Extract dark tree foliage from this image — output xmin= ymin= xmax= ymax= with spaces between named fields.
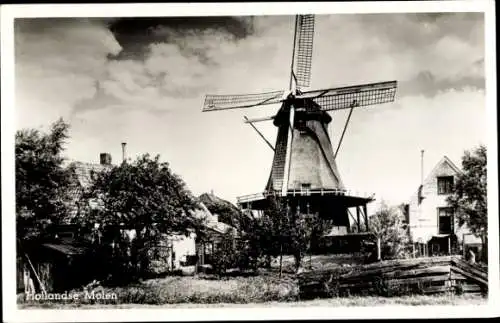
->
xmin=447 ymin=145 xmax=487 ymax=237
xmin=447 ymin=145 xmax=487 ymax=261
xmin=84 ymin=154 xmax=202 ymax=281
xmin=211 ymin=229 xmax=239 ymax=276
xmin=86 ymin=154 xmax=200 ymax=235
xmin=369 ymin=202 xmax=410 ymax=260
xmin=16 ymin=118 xmax=75 ymax=241
xmin=241 ymin=196 xmax=328 ymax=273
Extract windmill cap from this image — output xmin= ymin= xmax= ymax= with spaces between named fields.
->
xmin=273 ymin=103 xmax=332 ymax=126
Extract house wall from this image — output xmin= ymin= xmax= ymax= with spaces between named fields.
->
xmin=170 ymin=233 xmax=197 ymax=269
xmin=118 ymin=229 xmax=197 ymax=273
xmin=408 ymin=158 xmax=481 ymax=245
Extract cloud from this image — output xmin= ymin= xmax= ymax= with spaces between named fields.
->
xmin=399 ymin=66 xmax=484 ymax=98
xmin=15 ymin=18 xmax=121 ymax=128
xmin=70 ymin=15 xmax=291 ymax=116
xmin=311 ymin=13 xmax=484 ymax=97
xmin=108 ymin=16 xmax=255 ymax=61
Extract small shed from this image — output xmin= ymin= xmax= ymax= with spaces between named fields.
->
xmin=19 ymin=240 xmax=92 ymax=293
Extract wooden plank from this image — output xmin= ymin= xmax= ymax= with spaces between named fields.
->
xmin=298 ymin=256 xmax=453 ymax=280
xmin=337 ymin=274 xmax=450 ymax=289
xmin=359 ymin=256 xmax=452 ymax=270
xmin=451 ymin=258 xmax=488 ymax=279
xmin=340 ymin=262 xmax=450 ymax=280
xmin=298 ymin=257 xmax=457 ymax=293
xmin=451 ymin=256 xmax=487 ymax=273
xmin=423 ymin=285 xmax=450 ymax=294
xmin=299 ymin=259 xmax=451 ymax=285
xmin=451 ymin=266 xmax=488 ymax=286
xmin=368 ymin=265 xmax=451 ymax=281
xmin=381 ymin=266 xmax=450 ymax=280
xmin=450 ymin=272 xmax=467 ymax=280
xmin=356 ymin=207 xmax=361 ymax=232
xmin=461 ymin=284 xmax=482 ymax=292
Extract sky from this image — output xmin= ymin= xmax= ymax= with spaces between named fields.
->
xmin=14 ymin=13 xmax=486 ymax=210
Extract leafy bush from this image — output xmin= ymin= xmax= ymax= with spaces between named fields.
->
xmin=369 ymin=203 xmax=411 ymax=260
xmin=211 ymin=229 xmax=239 ymax=276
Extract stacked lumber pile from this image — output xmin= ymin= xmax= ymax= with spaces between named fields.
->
xmin=298 ymin=256 xmax=488 ymax=299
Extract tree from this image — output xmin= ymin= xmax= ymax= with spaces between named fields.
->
xmin=211 ymin=229 xmax=238 ymax=276
xmin=447 ymin=145 xmax=487 ymax=260
xmin=250 ymin=196 xmax=329 ymax=275
xmin=369 ymin=202 xmax=410 ymax=260
xmin=287 ymin=210 xmax=324 ymax=272
xmin=16 ymin=118 xmax=75 ymax=241
xmin=87 ymin=154 xmax=199 ymax=232
xmin=85 ymin=153 xmax=202 ymax=279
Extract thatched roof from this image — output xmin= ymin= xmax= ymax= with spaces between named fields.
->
xmin=64 ymin=161 xmax=113 ymax=222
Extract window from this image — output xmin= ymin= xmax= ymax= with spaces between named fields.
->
xmin=438 ymin=207 xmax=454 ymax=234
xmin=437 ymin=176 xmax=454 ymax=195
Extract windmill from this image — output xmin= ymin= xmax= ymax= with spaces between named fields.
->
xmin=202 ymin=15 xmax=397 ymax=232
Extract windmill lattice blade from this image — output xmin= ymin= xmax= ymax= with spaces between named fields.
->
xmin=202 ymin=90 xmax=285 ymax=112
xmin=294 ymin=15 xmax=315 ymax=88
xmin=296 ymin=81 xmax=397 ymax=112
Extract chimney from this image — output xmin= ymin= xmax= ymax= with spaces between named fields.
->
xmin=100 ymin=153 xmax=112 ymax=165
xmin=420 ymin=149 xmax=425 ymax=186
xmin=121 ymin=142 xmax=127 ymax=163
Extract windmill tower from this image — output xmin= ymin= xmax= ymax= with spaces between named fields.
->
xmin=202 ymin=15 xmax=397 ymax=231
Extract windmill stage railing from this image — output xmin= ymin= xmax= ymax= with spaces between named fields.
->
xmin=237 ymin=188 xmax=376 ymax=205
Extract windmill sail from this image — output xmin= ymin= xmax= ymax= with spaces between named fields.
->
xmin=295 ymin=80 xmax=397 ymax=112
xmin=292 ymin=15 xmax=315 ymax=89
xmin=202 ymin=90 xmax=285 ymax=112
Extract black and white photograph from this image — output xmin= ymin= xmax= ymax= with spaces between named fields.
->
xmin=1 ymin=1 xmax=498 ymax=321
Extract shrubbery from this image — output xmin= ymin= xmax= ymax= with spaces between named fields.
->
xmin=211 ymin=230 xmax=239 ymax=276
xmin=18 ymin=275 xmax=299 ymax=306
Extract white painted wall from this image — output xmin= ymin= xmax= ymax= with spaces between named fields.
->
xmin=170 ymin=232 xmax=197 ymax=269
xmin=408 ymin=157 xmax=480 ymax=244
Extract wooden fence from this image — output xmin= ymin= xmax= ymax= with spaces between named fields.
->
xmin=298 ymin=256 xmax=487 ymax=299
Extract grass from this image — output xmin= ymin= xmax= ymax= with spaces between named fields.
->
xmin=18 ymin=292 xmax=486 ymax=309
xmin=16 ymin=254 xmax=489 ymax=309
xmin=18 ymin=274 xmax=299 ymax=308
xmin=17 ymin=273 xmax=487 ymax=309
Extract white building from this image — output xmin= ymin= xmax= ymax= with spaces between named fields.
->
xmin=407 ymin=156 xmax=481 ymax=257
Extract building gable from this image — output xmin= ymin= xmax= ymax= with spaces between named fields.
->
xmin=408 ymin=156 xmax=461 ymax=202
xmin=407 ymin=156 xmax=463 ymax=244
xmin=423 ymin=156 xmax=461 ymax=183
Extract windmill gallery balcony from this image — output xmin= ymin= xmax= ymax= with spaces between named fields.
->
xmin=237 ymin=188 xmax=374 ymax=234
xmin=237 ymin=188 xmax=375 ymax=211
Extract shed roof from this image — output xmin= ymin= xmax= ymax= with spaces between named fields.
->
xmin=42 ymin=243 xmax=89 ymax=256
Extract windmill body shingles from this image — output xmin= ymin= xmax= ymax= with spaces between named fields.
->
xmin=287 ymin=119 xmax=344 ymax=191
xmin=267 ymin=105 xmax=345 ymax=192
xmin=267 ymin=123 xmax=289 ymax=191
